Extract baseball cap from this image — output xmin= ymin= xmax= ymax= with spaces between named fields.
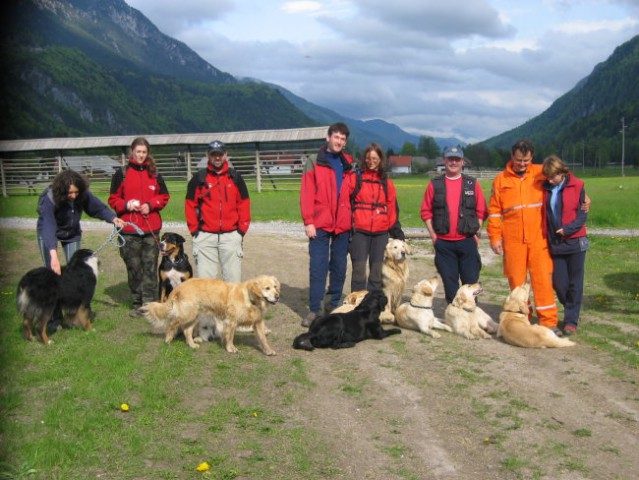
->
xmin=443 ymin=146 xmax=464 ymax=158
xmin=207 ymin=140 xmax=226 ymax=154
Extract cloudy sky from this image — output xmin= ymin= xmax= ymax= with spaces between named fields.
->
xmin=125 ymin=0 xmax=639 ymax=143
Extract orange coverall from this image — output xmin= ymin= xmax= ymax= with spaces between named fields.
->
xmin=487 ymin=162 xmax=558 ymax=327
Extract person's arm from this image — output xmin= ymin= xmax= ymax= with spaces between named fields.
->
xmin=234 ymin=173 xmax=251 ymax=235
xmin=420 ymin=182 xmax=436 ymax=243
xmin=300 ymin=159 xmax=317 ymax=238
xmin=143 ymin=173 xmax=170 ymax=215
xmin=37 ymin=190 xmax=61 ymax=273
xmin=487 ymin=177 xmax=504 ymax=255
xmin=184 ymin=175 xmax=200 ymax=236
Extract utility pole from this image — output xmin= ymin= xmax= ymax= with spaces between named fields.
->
xmin=620 ymin=117 xmax=626 ymax=177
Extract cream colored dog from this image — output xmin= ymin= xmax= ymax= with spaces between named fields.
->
xmin=497 ymin=282 xmax=576 ymax=348
xmin=144 ymin=275 xmax=280 ymax=355
xmin=331 ymin=290 xmax=369 ymax=314
xmin=380 ymin=239 xmax=411 ymax=323
xmin=444 ymin=283 xmax=497 ymax=340
xmin=395 ymin=277 xmax=452 ymax=338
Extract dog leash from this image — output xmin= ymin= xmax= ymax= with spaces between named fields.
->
xmin=92 ymin=222 xmax=145 ymax=256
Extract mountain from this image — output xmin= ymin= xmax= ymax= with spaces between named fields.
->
xmin=0 ymin=0 xmax=316 ymax=139
xmin=0 ymin=0 xmax=444 ymax=151
xmin=480 ymin=34 xmax=639 ymax=166
xmin=250 ymin=79 xmax=462 ymax=151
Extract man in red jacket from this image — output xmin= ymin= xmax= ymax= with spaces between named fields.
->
xmin=185 ymin=140 xmax=250 ymax=282
xmin=300 ymin=122 xmax=354 ymax=327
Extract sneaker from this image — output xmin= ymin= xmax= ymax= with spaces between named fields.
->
xmin=563 ymin=325 xmax=577 ymax=336
xmin=129 ymin=308 xmax=143 ymax=318
xmin=551 ymin=327 xmax=563 ymax=337
xmin=301 ymin=311 xmax=318 ymax=328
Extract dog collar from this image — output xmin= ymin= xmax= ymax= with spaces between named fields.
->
xmin=410 ymin=302 xmax=432 ymax=310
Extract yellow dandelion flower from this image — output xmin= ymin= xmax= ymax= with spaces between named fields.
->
xmin=120 ymin=403 xmax=130 ymax=412
xmin=252 ymin=412 xmax=258 ymax=417
xmin=196 ymin=462 xmax=211 ymax=472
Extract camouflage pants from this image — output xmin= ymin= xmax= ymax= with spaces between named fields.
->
xmin=119 ymin=234 xmax=159 ymax=308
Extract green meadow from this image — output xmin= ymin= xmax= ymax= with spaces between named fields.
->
xmin=1 ymin=173 xmax=638 ymax=229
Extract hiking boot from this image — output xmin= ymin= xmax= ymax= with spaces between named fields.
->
xmin=563 ymin=325 xmax=577 ymax=336
xmin=551 ymin=327 xmax=563 ymax=337
xmin=301 ymin=311 xmax=318 ymax=328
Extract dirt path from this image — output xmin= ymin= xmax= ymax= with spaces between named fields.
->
xmin=236 ymin=230 xmax=638 ymax=480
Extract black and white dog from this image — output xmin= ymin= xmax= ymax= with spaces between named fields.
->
xmin=17 ymin=249 xmax=99 ymax=344
xmin=293 ymin=291 xmax=401 ymax=351
xmin=158 ymin=232 xmax=193 ymax=302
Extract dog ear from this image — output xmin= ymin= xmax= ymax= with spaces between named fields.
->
xmin=404 ymin=242 xmax=412 ymax=255
xmin=518 ymin=300 xmax=530 ymax=315
xmin=248 ymin=279 xmax=262 ymax=299
xmin=177 ymin=234 xmax=186 ymax=244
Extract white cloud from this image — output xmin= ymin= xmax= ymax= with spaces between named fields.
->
xmin=124 ymin=0 xmax=639 ymax=142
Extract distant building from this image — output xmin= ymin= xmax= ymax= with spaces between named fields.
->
xmin=389 ymin=155 xmax=412 ymax=174
xmin=60 ymin=155 xmax=122 ymax=177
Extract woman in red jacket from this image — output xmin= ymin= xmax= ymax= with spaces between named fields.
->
xmin=109 ymin=137 xmax=170 ymax=317
xmin=542 ymin=155 xmax=588 ymax=336
xmin=349 ymin=143 xmax=404 ymax=292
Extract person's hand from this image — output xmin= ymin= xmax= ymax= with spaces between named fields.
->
xmin=139 ymin=202 xmax=150 ymax=215
xmin=430 ymin=233 xmax=437 ymax=245
xmin=491 ymin=240 xmax=503 ymax=255
xmin=126 ymin=199 xmax=140 ymax=211
xmin=113 ymin=217 xmax=125 ymax=229
xmin=581 ymin=194 xmax=591 ymax=212
xmin=305 ymin=224 xmax=317 ymax=239
xmin=556 ymin=228 xmax=565 ymax=236
xmin=50 ymin=251 xmax=62 ymax=275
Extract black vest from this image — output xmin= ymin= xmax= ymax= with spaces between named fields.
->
xmin=431 ymin=174 xmax=479 ymax=235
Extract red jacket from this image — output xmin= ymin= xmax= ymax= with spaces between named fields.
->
xmin=108 ymin=161 xmax=169 ymax=234
xmin=542 ymin=174 xmax=587 ymax=240
xmin=300 ymin=146 xmax=354 ymax=235
xmin=350 ymin=169 xmax=398 ymax=234
xmin=185 ymin=161 xmax=251 ymax=235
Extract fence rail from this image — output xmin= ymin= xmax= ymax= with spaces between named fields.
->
xmin=0 ymin=146 xmax=323 ymax=196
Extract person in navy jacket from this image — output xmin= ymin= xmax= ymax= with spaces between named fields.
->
xmin=542 ymin=155 xmax=589 ymax=336
xmin=37 ymin=169 xmax=125 ymax=275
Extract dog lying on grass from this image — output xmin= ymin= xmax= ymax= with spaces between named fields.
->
xmin=497 ymin=282 xmax=576 ymax=348
xmin=444 ymin=283 xmax=498 ymax=340
xmin=293 ymin=290 xmax=401 ymax=351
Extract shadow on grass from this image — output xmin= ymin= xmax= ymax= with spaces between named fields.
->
xmin=280 ymin=282 xmax=308 ymax=319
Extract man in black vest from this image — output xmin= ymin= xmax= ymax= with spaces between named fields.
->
xmin=420 ymin=146 xmax=488 ymax=304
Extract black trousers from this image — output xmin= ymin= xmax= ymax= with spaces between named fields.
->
xmin=349 ymin=231 xmax=389 ymax=292
xmin=434 ymin=236 xmax=481 ymax=304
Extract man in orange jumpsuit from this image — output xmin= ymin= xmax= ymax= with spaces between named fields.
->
xmin=487 ymin=140 xmax=559 ymax=331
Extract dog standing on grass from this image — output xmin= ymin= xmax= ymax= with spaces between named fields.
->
xmin=17 ymin=249 xmax=98 ymax=344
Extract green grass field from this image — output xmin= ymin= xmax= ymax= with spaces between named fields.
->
xmin=1 ymin=174 xmax=638 ymax=228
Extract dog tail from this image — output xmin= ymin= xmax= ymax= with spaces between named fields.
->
xmin=142 ymin=302 xmax=171 ymax=329
xmin=549 ymin=335 xmax=577 ymax=348
xmin=292 ymin=332 xmax=315 ymax=351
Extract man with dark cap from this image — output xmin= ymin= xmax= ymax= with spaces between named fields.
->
xmin=420 ymin=146 xmax=488 ymax=304
xmin=185 ymin=140 xmax=250 ymax=281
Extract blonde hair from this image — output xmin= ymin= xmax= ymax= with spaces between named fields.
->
xmin=542 ymin=155 xmax=569 ymax=178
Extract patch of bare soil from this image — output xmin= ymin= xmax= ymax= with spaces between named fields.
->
xmin=238 ymin=231 xmax=638 ymax=480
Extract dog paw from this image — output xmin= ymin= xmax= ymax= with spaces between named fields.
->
xmin=188 ymin=343 xmax=200 ymax=349
xmin=430 ymin=331 xmax=441 ymax=339
xmin=226 ymin=345 xmax=239 ymax=353
xmin=264 ymin=349 xmax=277 ymax=356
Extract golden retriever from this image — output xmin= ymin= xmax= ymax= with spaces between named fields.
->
xmin=144 ymin=275 xmax=280 ymax=355
xmin=331 ymin=290 xmax=369 ymax=314
xmin=380 ymin=239 xmax=411 ymax=323
xmin=395 ymin=277 xmax=452 ymax=338
xmin=444 ymin=283 xmax=497 ymax=340
xmin=497 ymin=282 xmax=576 ymax=348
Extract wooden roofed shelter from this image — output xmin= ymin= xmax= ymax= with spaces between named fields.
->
xmin=0 ymin=126 xmax=329 ymax=196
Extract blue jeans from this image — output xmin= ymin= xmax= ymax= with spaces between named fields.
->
xmin=308 ymin=229 xmax=350 ymax=313
xmin=38 ymin=236 xmax=80 ymax=269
